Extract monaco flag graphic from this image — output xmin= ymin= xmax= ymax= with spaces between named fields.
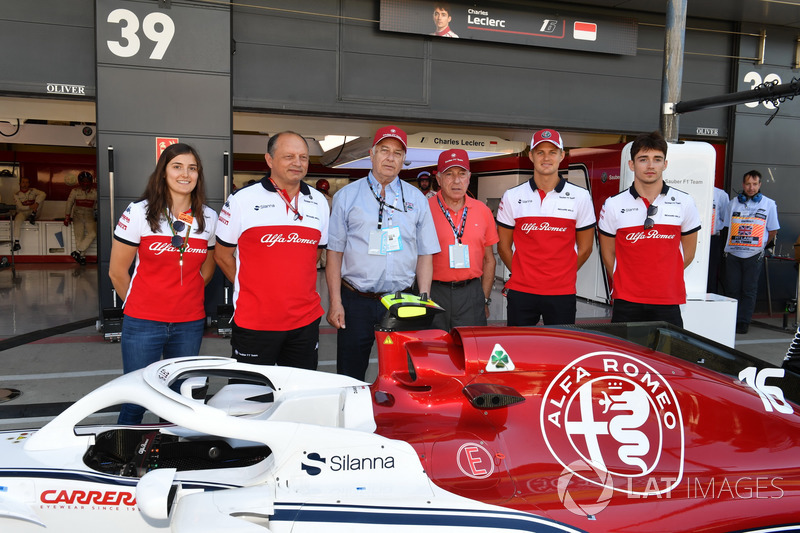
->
xmin=573 ymin=21 xmax=597 ymax=41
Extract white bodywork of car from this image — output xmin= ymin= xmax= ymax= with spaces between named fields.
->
xmin=0 ymin=356 xmax=582 ymax=533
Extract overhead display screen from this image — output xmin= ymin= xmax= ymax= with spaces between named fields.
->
xmin=380 ymin=0 xmax=638 ymax=56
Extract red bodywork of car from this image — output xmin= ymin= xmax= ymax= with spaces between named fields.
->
xmin=370 ymin=326 xmax=800 ymax=533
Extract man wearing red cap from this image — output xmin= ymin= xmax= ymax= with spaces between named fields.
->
xmin=496 ymin=129 xmax=596 ymax=326
xmin=327 ymin=126 xmax=440 ymax=380
xmin=429 ymin=149 xmax=498 ymax=330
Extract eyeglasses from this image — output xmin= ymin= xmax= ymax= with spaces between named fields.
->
xmin=171 ymin=219 xmax=186 ymax=232
xmin=644 ymin=204 xmax=658 ymax=229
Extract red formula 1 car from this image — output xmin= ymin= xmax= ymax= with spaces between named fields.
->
xmin=369 ymin=294 xmax=800 ymax=532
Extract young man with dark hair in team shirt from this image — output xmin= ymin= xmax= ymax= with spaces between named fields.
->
xmin=598 ymin=130 xmax=701 ymax=327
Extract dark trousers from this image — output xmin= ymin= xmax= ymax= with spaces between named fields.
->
xmin=336 ymin=286 xmax=387 ymax=381
xmin=611 ymin=299 xmax=683 ymax=328
xmin=430 ymin=278 xmax=486 ymax=331
xmin=506 ymin=290 xmax=577 ymax=326
xmin=707 ymin=233 xmax=726 ymax=293
xmin=724 ymin=253 xmax=763 ymax=326
xmin=231 ymin=317 xmax=320 ymax=370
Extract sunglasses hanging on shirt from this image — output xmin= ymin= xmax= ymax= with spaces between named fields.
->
xmin=166 ymin=208 xmax=193 ymax=285
xmin=644 ymin=204 xmax=658 ymax=230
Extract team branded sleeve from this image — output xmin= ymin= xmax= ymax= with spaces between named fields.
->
xmin=416 ymin=192 xmax=441 ymax=255
xmin=215 ymin=194 xmax=240 ymax=247
xmin=326 ymin=187 xmax=348 ymax=253
xmin=113 ymin=201 xmax=144 ymax=246
xmin=576 ymin=188 xmax=597 ymax=230
xmin=204 ymin=206 xmax=218 ymax=248
xmin=680 ymin=194 xmax=702 ymax=235
xmin=766 ymin=199 xmax=781 ymax=232
xmin=495 ymin=190 xmax=515 ymax=229
xmin=597 ymin=198 xmax=616 ymax=237
xmin=317 ymin=190 xmax=330 ymax=247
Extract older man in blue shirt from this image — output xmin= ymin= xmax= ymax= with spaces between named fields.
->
xmin=326 ymin=126 xmax=440 ymax=380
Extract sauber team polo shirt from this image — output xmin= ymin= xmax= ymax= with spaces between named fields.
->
xmin=216 ymin=178 xmax=329 ymax=331
xmin=496 ymin=177 xmax=595 ymax=295
xmin=598 ymin=184 xmax=701 ymax=305
xmin=429 ymin=192 xmax=499 ymax=282
xmin=114 ymin=200 xmax=217 ymax=322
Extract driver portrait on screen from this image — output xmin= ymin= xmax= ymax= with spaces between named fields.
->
xmin=431 ymin=3 xmax=458 ymax=38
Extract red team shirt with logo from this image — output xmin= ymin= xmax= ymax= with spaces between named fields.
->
xmin=215 ymin=179 xmax=329 ymax=331
xmin=598 ymin=184 xmax=700 ymax=305
xmin=496 ymin=178 xmax=596 ymax=295
xmin=114 ymin=201 xmax=217 ymax=322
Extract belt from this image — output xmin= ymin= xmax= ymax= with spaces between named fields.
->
xmin=433 ymin=277 xmax=479 ymax=288
xmin=341 ymin=279 xmax=388 ymax=300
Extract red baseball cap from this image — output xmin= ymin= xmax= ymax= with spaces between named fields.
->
xmin=372 ymin=126 xmax=407 ymax=150
xmin=438 ymin=149 xmax=470 ymax=173
xmin=531 ymin=129 xmax=563 ymax=150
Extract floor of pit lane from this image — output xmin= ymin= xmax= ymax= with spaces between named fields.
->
xmin=0 ymin=263 xmax=795 ymax=430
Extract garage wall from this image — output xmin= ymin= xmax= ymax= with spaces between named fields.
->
xmin=231 ymin=0 xmax=733 ymax=138
xmin=731 ymin=24 xmax=800 ymax=305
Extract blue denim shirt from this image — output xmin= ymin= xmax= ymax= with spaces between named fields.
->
xmin=328 ymin=173 xmax=440 ymax=293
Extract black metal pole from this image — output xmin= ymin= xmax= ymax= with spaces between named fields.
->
xmin=675 ymin=78 xmax=800 ymax=114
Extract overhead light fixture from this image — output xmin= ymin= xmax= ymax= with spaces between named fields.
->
xmin=320 ymin=132 xmax=526 ymax=170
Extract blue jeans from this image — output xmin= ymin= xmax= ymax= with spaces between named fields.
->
xmin=118 ymin=315 xmax=205 ymax=424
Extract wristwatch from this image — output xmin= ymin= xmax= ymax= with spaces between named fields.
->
xmin=484 ymin=297 xmax=492 ymax=305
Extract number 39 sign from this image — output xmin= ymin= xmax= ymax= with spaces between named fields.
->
xmin=106 ymin=9 xmax=175 ymax=60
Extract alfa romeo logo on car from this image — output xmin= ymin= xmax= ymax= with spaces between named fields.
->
xmin=540 ymin=351 xmax=684 ymax=496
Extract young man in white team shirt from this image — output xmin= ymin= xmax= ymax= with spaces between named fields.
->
xmin=598 ymin=131 xmax=701 ymax=327
xmin=496 ymin=129 xmax=595 ymax=326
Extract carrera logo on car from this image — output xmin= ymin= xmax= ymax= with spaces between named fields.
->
xmin=40 ymin=490 xmax=136 ymax=507
xmin=540 ymin=351 xmax=684 ymax=497
xmin=302 ymin=451 xmax=395 ymax=475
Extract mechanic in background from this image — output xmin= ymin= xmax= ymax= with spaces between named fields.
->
xmin=598 ymin=131 xmax=700 ymax=327
xmin=496 ymin=129 xmax=595 ymax=326
xmin=723 ymin=170 xmax=780 ymax=334
xmin=429 ymin=149 xmax=498 ymax=330
xmin=12 ymin=175 xmax=46 ymax=252
xmin=417 ymin=170 xmax=436 ymax=199
xmin=326 ymin=126 xmax=439 ymax=381
xmin=64 ymin=171 xmax=97 ymax=265
xmin=216 ymin=132 xmax=329 ymax=370
xmin=707 ymin=185 xmax=729 ymax=293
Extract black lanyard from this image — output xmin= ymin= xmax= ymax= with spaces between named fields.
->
xmin=437 ymin=196 xmax=468 ymax=244
xmin=369 ymin=178 xmax=406 ymax=229
xmin=269 ymin=178 xmax=303 ymax=221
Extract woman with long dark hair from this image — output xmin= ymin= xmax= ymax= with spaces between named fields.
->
xmin=109 ymin=143 xmax=217 ymax=424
